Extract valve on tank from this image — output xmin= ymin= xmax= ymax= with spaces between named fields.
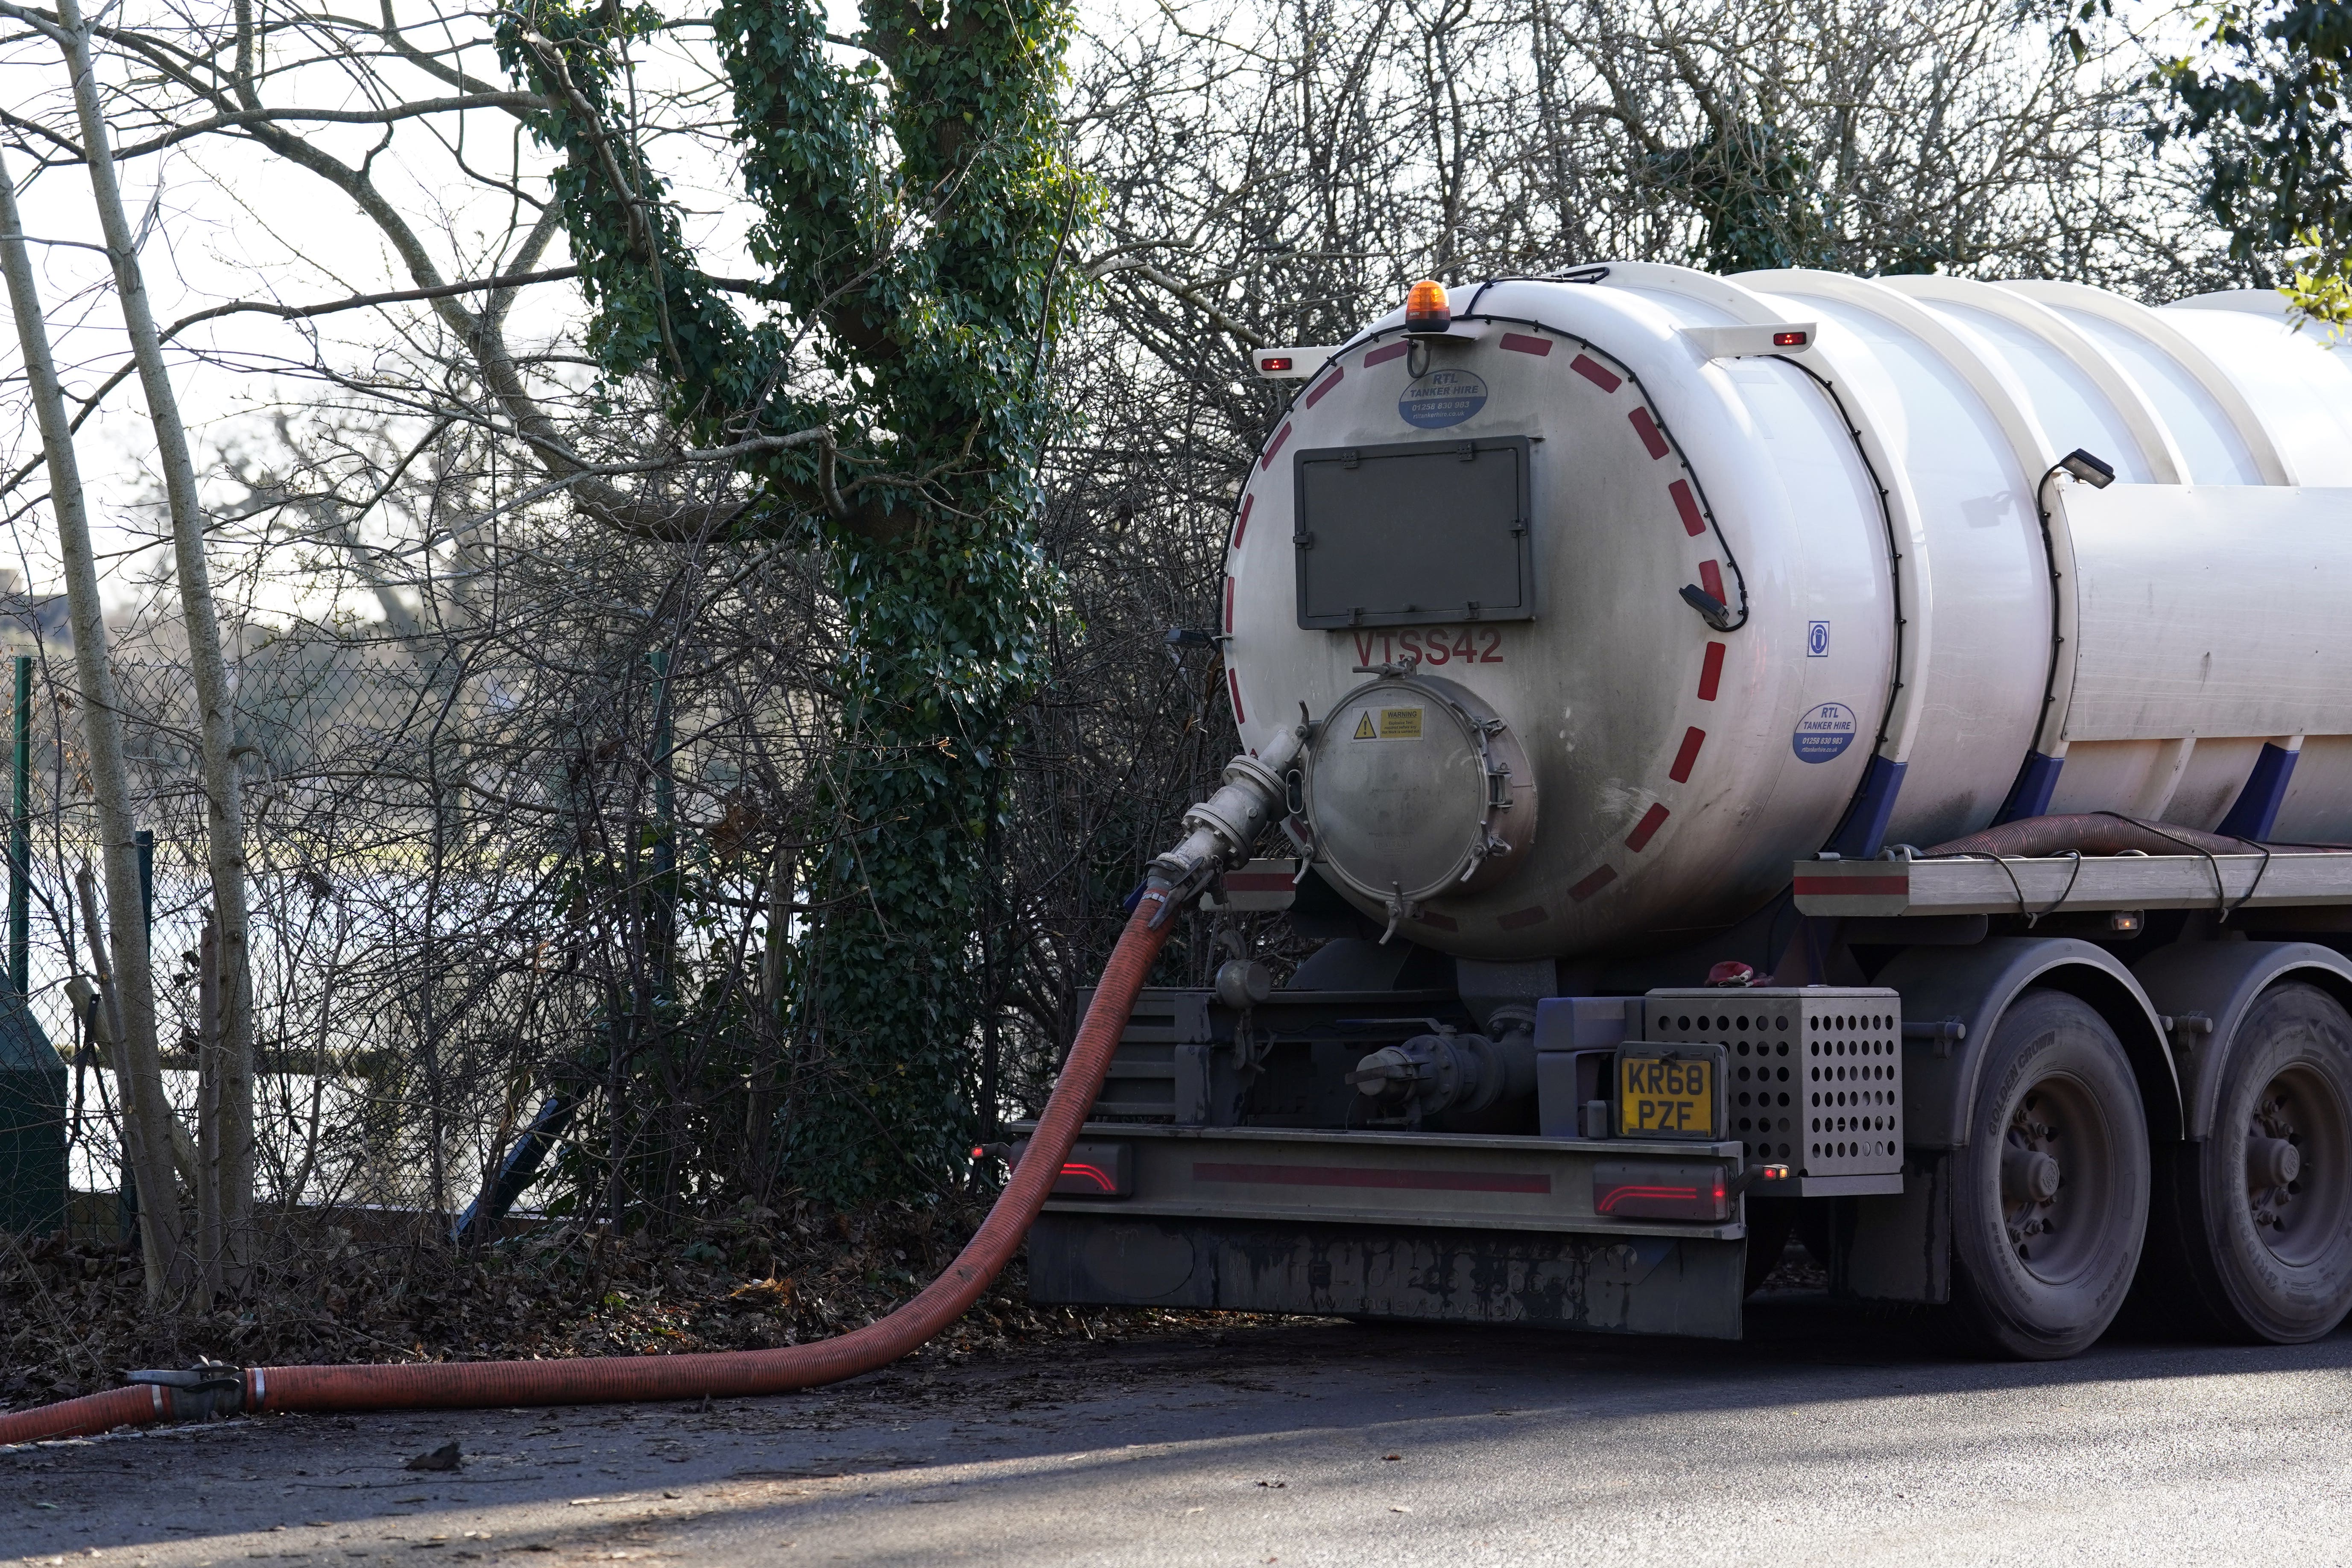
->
xmin=1346 ymin=1006 xmax=1536 ymax=1124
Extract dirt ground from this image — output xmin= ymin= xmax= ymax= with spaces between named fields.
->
xmin=13 ymin=1280 xmax=2352 ymax=1568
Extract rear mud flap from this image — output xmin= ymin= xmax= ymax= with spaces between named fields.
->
xmin=1027 ymin=1214 xmax=1744 ymax=1340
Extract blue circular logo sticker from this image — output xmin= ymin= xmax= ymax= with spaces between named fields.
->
xmin=1398 ymin=369 xmax=1488 ymax=429
xmin=1792 ymin=702 xmax=1859 ymax=764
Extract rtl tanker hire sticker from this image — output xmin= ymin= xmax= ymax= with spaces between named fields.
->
xmin=1398 ymin=369 xmax=1488 ymax=429
xmin=1791 ymin=702 xmax=1858 ymax=763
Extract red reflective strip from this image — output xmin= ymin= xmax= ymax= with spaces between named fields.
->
xmin=1700 ymin=559 xmax=1725 ymax=604
xmin=1793 ymin=875 xmax=1910 ymax=897
xmin=1669 ymin=727 xmax=1705 ymax=783
xmin=1227 ymin=667 xmax=1246 ymax=725
xmin=1498 ymin=904 xmax=1549 ymax=930
xmin=1230 ymin=492 xmax=1254 ymax=550
xmin=1630 ymin=407 xmax=1670 ymax=460
xmin=1500 ymin=332 xmax=1553 ymax=357
xmin=1569 ymin=866 xmax=1617 ymax=903
xmin=1366 ymin=342 xmax=1410 ymax=366
xmin=1571 ymin=354 xmax=1621 ymax=392
xmin=1260 ymin=424 xmax=1292 ymax=470
xmin=1223 ymin=576 xmax=1235 ymax=633
xmin=1223 ymin=872 xmax=1293 ymax=892
xmin=1671 ymin=479 xmax=1706 ymax=537
xmin=1417 ymin=909 xmax=1458 ymax=932
xmin=1626 ymin=803 xmax=1670 ymax=852
xmin=1193 ymin=1161 xmax=1550 ymax=1194
xmin=1058 ymin=1162 xmax=1117 ymax=1192
xmin=1304 ymin=367 xmax=1344 ymax=407
xmin=1698 ymin=642 xmax=1726 ymax=702
xmin=1595 ymin=1184 xmax=1700 ymax=1214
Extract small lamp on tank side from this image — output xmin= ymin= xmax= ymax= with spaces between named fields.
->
xmin=2057 ymin=448 xmax=2116 ymax=489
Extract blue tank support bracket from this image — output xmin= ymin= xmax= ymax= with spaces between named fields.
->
xmin=2214 ymin=741 xmax=2299 ymax=841
xmin=1826 ymin=755 xmax=1907 ymax=859
xmin=1994 ymin=751 xmax=2064 ymax=825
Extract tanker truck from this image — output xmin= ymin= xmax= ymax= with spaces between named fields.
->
xmin=1019 ymin=264 xmax=2352 ymax=1361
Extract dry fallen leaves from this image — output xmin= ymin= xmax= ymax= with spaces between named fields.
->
xmin=2 ymin=1199 xmax=1279 ymax=1409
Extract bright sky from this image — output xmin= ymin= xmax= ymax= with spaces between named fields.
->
xmin=0 ymin=1 xmax=811 ymax=620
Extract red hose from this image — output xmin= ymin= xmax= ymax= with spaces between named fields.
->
xmin=0 ymin=889 xmax=1178 ymax=1445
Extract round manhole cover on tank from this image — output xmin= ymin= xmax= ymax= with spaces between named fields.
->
xmin=1304 ymin=673 xmax=1538 ymax=907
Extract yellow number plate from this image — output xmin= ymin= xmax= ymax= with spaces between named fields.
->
xmin=1618 ymin=1055 xmax=1716 ymax=1137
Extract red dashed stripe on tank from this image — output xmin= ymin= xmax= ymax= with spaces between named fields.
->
xmin=1568 ymin=866 xmax=1617 ymax=903
xmin=1698 ymin=643 xmax=1726 ymax=702
xmin=1570 ymin=354 xmax=1621 ymax=392
xmin=1669 ymin=727 xmax=1706 ymax=783
xmin=1230 ymin=493 xmax=1254 ymax=551
xmin=1630 ymin=407 xmax=1670 ymax=460
xmin=1366 ymin=342 xmax=1410 ymax=367
xmin=1500 ymin=333 xmax=1553 ymax=357
xmin=1226 ymin=667 xmax=1246 ymax=725
xmin=1223 ymin=576 xmax=1235 ymax=634
xmin=1699 ymin=559 xmax=1725 ymax=604
xmin=1625 ymin=803 xmax=1670 ymax=853
xmin=1670 ymin=479 xmax=1706 ymax=537
xmin=1260 ymin=424 xmax=1292 ymax=470
xmin=1304 ymin=367 xmax=1344 ymax=407
xmin=1498 ymin=905 xmax=1549 ymax=931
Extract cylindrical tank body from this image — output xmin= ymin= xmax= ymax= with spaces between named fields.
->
xmin=1226 ymin=265 xmax=2352 ymax=961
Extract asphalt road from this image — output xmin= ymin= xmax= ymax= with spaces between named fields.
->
xmin=9 ymin=1290 xmax=2352 ymax=1568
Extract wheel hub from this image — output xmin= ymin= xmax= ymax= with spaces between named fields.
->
xmin=2002 ymin=1096 xmax=2067 ymax=1258
xmin=2247 ymin=1088 xmax=2310 ymax=1237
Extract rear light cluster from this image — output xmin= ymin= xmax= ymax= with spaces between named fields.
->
xmin=996 ymin=1137 xmax=1135 ymax=1197
xmin=1593 ymin=1161 xmax=1730 ymax=1222
xmin=1591 ymin=1160 xmax=1790 ymax=1221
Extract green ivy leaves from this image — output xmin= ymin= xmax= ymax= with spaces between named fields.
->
xmin=502 ymin=0 xmax=1095 ymax=1205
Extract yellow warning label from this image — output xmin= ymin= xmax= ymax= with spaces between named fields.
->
xmin=1352 ymin=712 xmax=1377 ymax=740
xmin=1379 ymin=707 xmax=1424 ymax=739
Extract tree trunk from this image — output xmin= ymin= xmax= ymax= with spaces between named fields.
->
xmin=0 ymin=150 xmax=185 ymax=1298
xmin=53 ymin=0 xmax=255 ymax=1279
xmin=197 ymin=910 xmax=223 ymax=1303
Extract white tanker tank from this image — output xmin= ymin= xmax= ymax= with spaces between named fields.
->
xmin=1228 ymin=265 xmax=2352 ymax=960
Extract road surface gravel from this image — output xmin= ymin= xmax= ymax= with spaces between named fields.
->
xmin=8 ymin=1291 xmax=2350 ymax=1566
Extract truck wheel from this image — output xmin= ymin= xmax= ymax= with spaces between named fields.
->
xmin=1948 ymin=989 xmax=2149 ymax=1360
xmin=2150 ymin=982 xmax=2352 ymax=1343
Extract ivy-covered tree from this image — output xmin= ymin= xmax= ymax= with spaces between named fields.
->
xmin=1650 ymin=119 xmax=1838 ymax=274
xmin=2152 ymin=0 xmax=2352 ymax=318
xmin=499 ymin=0 xmax=1094 ymax=1205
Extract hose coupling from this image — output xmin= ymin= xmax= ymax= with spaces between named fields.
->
xmin=1147 ymin=724 xmax=1308 ymax=920
xmin=126 ymin=1361 xmax=246 ymax=1421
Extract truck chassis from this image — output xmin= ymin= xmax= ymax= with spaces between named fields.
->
xmin=1023 ymin=850 xmax=2352 ymax=1357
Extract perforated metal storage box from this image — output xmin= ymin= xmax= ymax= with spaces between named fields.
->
xmin=1644 ymin=987 xmax=1903 ymax=1195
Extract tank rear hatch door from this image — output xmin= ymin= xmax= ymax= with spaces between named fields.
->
xmin=1293 ymin=436 xmax=1534 ymax=629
